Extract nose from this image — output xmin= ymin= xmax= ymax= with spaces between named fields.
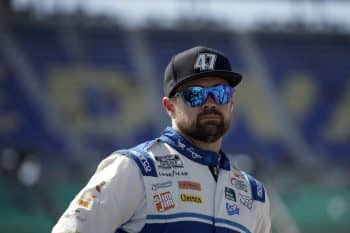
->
xmin=203 ymin=94 xmax=217 ymax=109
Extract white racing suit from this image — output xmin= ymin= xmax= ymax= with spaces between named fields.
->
xmin=52 ymin=127 xmax=271 ymax=233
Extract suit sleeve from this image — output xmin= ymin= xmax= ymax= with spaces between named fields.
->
xmin=255 ymin=190 xmax=272 ymax=233
xmin=52 ymin=153 xmax=145 ymax=233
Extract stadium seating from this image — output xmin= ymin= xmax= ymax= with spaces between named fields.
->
xmin=1 ymin=24 xmax=350 ymax=162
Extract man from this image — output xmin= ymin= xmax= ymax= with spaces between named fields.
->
xmin=52 ymin=46 xmax=271 ymax=233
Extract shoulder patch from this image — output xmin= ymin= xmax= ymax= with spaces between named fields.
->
xmin=246 ymin=174 xmax=266 ymax=203
xmin=117 ymin=142 xmax=157 ymax=177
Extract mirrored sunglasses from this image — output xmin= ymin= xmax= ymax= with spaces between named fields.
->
xmin=174 ymin=84 xmax=234 ymax=107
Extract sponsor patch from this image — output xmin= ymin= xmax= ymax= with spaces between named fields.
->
xmin=178 ymin=181 xmax=201 ymax=191
xmin=225 ymin=187 xmax=236 ymax=201
xmin=158 ymin=170 xmax=188 ymax=177
xmin=95 ymin=181 xmax=106 ymax=193
xmin=152 ymin=181 xmax=173 ymax=191
xmin=230 ymin=177 xmax=237 ymax=184
xmin=186 ymin=147 xmax=202 ymax=159
xmin=226 ymin=202 xmax=240 ymax=216
xmin=177 ymin=139 xmax=202 ymax=159
xmin=247 ymin=174 xmax=266 ymax=202
xmin=230 ymin=170 xmax=245 ymax=183
xmin=77 ymin=191 xmax=96 ymax=209
xmin=64 ymin=209 xmax=87 ymax=222
xmin=233 ymin=170 xmax=240 ymax=177
xmin=154 ymin=191 xmax=175 ymax=212
xmin=121 ymin=148 xmax=157 ymax=177
xmin=177 ymin=139 xmax=186 ymax=149
xmin=138 ymin=154 xmax=152 ymax=173
xmin=239 ymin=194 xmax=253 ymax=210
xmin=256 ymin=182 xmax=264 ymax=199
xmin=180 ymin=194 xmax=203 ymax=204
xmin=155 ymin=154 xmax=184 ymax=169
xmin=234 ymin=180 xmax=248 ymax=192
xmin=74 ymin=209 xmax=86 ymax=222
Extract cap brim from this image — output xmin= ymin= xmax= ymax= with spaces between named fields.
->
xmin=169 ymin=70 xmax=242 ymax=97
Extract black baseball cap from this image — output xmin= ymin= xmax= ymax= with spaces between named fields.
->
xmin=164 ymin=46 xmax=242 ymax=97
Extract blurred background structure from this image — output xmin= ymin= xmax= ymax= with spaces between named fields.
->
xmin=0 ymin=0 xmax=349 ymax=232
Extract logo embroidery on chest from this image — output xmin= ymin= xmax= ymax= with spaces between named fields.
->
xmin=158 ymin=170 xmax=189 ymax=177
xmin=178 ymin=181 xmax=201 ymax=191
xmin=230 ymin=170 xmax=248 ymax=191
xmin=153 ymin=191 xmax=175 ymax=212
xmin=177 ymin=139 xmax=202 ymax=159
xmin=233 ymin=180 xmax=248 ymax=193
xmin=156 ymin=154 xmax=188 ymax=177
xmin=155 ymin=154 xmax=184 ymax=169
xmin=226 ymin=202 xmax=240 ymax=216
xmin=180 ymin=194 xmax=203 ymax=204
xmin=151 ymin=181 xmax=173 ymax=191
xmin=239 ymin=194 xmax=253 ymax=210
xmin=225 ymin=187 xmax=236 ymax=202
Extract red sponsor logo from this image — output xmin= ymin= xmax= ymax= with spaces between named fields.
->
xmin=154 ymin=191 xmax=175 ymax=212
xmin=95 ymin=181 xmax=106 ymax=193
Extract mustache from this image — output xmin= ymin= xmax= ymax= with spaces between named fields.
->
xmin=198 ymin=109 xmax=223 ymax=118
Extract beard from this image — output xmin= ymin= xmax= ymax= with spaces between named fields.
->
xmin=178 ymin=109 xmax=230 ymax=143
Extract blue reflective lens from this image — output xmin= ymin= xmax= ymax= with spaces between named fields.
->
xmin=175 ymin=84 xmax=234 ymax=107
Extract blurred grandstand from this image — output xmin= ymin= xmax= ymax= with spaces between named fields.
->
xmin=0 ymin=0 xmax=349 ymax=232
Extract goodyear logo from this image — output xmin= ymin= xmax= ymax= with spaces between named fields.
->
xmin=180 ymin=194 xmax=202 ymax=204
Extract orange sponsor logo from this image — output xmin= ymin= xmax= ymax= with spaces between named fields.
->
xmin=77 ymin=191 xmax=96 ymax=209
xmin=178 ymin=181 xmax=201 ymax=191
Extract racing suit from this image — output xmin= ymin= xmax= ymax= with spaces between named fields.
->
xmin=52 ymin=127 xmax=271 ymax=233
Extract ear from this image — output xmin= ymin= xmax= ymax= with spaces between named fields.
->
xmin=230 ymin=101 xmax=234 ymax=112
xmin=162 ymin=97 xmax=175 ymax=116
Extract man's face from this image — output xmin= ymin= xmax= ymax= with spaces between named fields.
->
xmin=167 ymin=77 xmax=235 ymax=143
